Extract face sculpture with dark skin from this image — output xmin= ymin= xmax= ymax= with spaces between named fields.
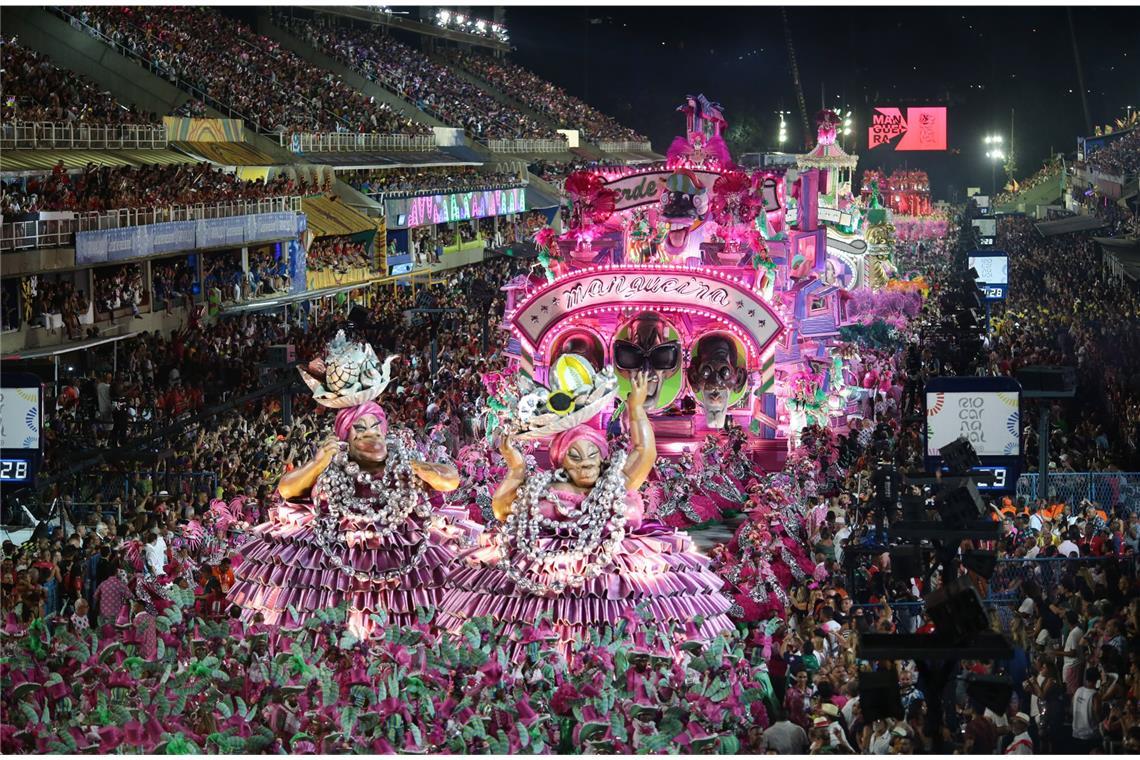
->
xmin=614 ymin=313 xmax=681 ymax=411
xmin=347 ymin=414 xmax=388 ymax=471
xmin=687 ymin=335 xmax=748 ymax=428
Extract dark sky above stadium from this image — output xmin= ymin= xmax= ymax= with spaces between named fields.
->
xmin=498 ymin=5 xmax=1139 ymax=200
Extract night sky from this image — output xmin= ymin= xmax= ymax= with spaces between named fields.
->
xmin=498 ymin=5 xmax=1140 ymax=201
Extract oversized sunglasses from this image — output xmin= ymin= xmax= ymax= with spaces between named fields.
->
xmin=698 ymin=364 xmax=737 ymax=383
xmin=613 ymin=340 xmax=681 ymax=373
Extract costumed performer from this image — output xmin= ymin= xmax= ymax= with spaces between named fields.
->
xmin=227 ymin=331 xmax=478 ymax=640
xmin=436 ymin=365 xmax=734 ymax=659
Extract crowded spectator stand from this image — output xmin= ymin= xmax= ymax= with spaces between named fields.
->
xmin=0 ymin=26 xmax=1138 ymax=747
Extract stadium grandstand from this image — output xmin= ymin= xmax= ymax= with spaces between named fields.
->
xmin=0 ymin=5 xmax=1137 ymax=758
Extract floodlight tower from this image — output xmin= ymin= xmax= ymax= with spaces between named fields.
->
xmin=984 ymin=135 xmax=1004 ymax=198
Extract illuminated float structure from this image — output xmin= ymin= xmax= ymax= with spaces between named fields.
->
xmin=512 ymin=96 xmax=866 ymax=463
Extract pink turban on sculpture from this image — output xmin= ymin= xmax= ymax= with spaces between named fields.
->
xmin=548 ymin=424 xmax=610 ymax=467
xmin=334 ymin=401 xmax=388 ymax=442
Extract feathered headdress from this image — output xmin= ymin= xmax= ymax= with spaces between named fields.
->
xmin=298 ymin=330 xmax=397 ymax=409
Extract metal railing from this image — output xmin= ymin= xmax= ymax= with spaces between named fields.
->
xmin=0 ymin=121 xmax=168 ymax=151
xmin=74 ymin=196 xmax=302 ymax=232
xmin=596 ymin=139 xmax=654 ymax=153
xmin=0 ymin=216 xmax=78 ymax=252
xmin=280 ymin=131 xmax=436 ymax=153
xmin=1015 ymin=472 xmax=1140 ymax=513
xmin=366 ymin=180 xmax=526 ymax=202
xmin=2 ymin=198 xmax=300 ymax=250
xmin=485 ymin=138 xmax=568 ymax=154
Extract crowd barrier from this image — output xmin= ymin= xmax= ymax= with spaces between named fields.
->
xmin=0 ymin=121 xmax=169 ymax=151
xmin=485 ymin=138 xmax=568 ymax=153
xmin=1015 ymin=472 xmax=1140 ymax=513
xmin=75 ymin=196 xmax=303 ymax=233
xmin=596 ymin=140 xmax=654 ymax=153
xmin=280 ymin=132 xmax=436 ymax=153
xmin=2 ymin=198 xmax=302 ymax=254
xmin=0 ymin=215 xmax=77 ymax=252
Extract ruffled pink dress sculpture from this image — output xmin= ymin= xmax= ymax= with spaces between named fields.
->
xmin=437 ymin=372 xmax=734 ymax=658
xmin=228 ymin=332 xmax=474 ymax=640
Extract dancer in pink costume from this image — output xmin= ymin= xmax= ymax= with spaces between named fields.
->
xmin=437 ymin=372 xmax=734 ymax=658
xmin=228 ymin=332 xmax=476 ymax=640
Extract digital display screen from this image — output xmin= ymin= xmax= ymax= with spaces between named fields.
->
xmin=868 ymin=107 xmax=948 ymax=151
xmin=404 ymin=188 xmax=525 ymax=227
xmin=968 ymin=252 xmax=1009 ymax=301
xmin=0 ymin=387 xmax=40 ymax=449
xmin=0 ymin=458 xmax=32 ymax=482
xmin=926 ymin=390 xmax=1020 ymax=458
xmin=941 ymin=465 xmax=1014 ymax=492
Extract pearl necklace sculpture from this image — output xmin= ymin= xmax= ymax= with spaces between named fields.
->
xmin=312 ymin=437 xmax=432 ymax=584
xmin=499 ymin=450 xmax=630 ymax=596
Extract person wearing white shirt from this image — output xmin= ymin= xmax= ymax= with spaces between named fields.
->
xmin=1071 ymin=670 xmax=1100 ymax=752
xmin=1057 ymin=610 xmax=1085 ymax=695
xmin=1056 ymin=538 xmax=1079 ymax=557
xmin=1005 ymin=713 xmax=1034 ymax=754
xmin=144 ymin=530 xmax=166 ymax=578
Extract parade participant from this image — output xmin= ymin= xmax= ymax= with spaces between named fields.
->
xmin=227 ymin=331 xmax=475 ymax=640
xmin=437 ymin=369 xmax=734 ymax=658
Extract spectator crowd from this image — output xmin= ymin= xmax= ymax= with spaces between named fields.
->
xmin=67 ymin=6 xmax=429 ymax=136
xmin=274 ymin=12 xmax=563 ymax=141
xmin=2 ymin=144 xmax=1139 ymax=756
xmin=1 ymin=38 xmax=156 ymax=126
xmin=346 ymin=165 xmax=522 ymax=198
xmin=1 ymin=162 xmax=313 ymax=217
xmin=447 ymin=49 xmax=647 ymax=143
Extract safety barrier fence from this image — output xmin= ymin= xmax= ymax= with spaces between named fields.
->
xmin=0 ymin=216 xmax=77 ymax=252
xmin=280 ymin=131 xmax=437 ymax=153
xmin=596 ymin=140 xmax=654 ymax=153
xmin=0 ymin=121 xmax=169 ymax=151
xmin=74 ymin=195 xmax=302 ymax=232
xmin=485 ymin=138 xmax=568 ymax=153
xmin=1015 ymin=472 xmax=1140 ymax=513
xmin=2 ymin=197 xmax=302 ymax=252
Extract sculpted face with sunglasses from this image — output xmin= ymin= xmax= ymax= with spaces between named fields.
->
xmin=686 ymin=335 xmax=749 ymax=429
xmin=613 ymin=313 xmax=683 ymax=412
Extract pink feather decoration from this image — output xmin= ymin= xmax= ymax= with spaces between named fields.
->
xmin=666 ymin=137 xmax=694 ymax=163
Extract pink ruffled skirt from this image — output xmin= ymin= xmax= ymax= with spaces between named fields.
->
xmin=228 ymin=499 xmax=478 ymax=639
xmin=436 ymin=520 xmax=735 ymax=658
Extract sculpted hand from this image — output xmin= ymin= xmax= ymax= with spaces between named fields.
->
xmin=317 ymin=437 xmax=340 ymax=465
xmin=627 ymin=370 xmax=650 ymax=410
xmin=499 ymin=432 xmax=526 ymax=473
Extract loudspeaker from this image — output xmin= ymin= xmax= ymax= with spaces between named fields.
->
xmin=936 ymin=480 xmax=984 ymax=528
xmin=963 ymin=550 xmax=998 ymax=579
xmin=1016 ymin=366 xmax=1076 ymax=398
xmin=965 ymin=674 xmax=1014 ymax=713
xmin=940 ymin=437 xmax=981 ymax=474
xmin=859 ymin=669 xmax=904 ymax=722
xmin=925 ymin=576 xmax=990 ymax=644
xmin=890 ymin=545 xmax=923 ymax=581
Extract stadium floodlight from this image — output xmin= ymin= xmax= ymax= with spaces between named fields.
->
xmin=984 ymin=135 xmax=1005 ymax=196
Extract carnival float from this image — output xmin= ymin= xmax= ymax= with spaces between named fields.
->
xmin=516 ymin=96 xmax=900 ymax=467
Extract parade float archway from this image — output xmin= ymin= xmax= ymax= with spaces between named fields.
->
xmin=514 ymin=94 xmax=889 ymax=457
